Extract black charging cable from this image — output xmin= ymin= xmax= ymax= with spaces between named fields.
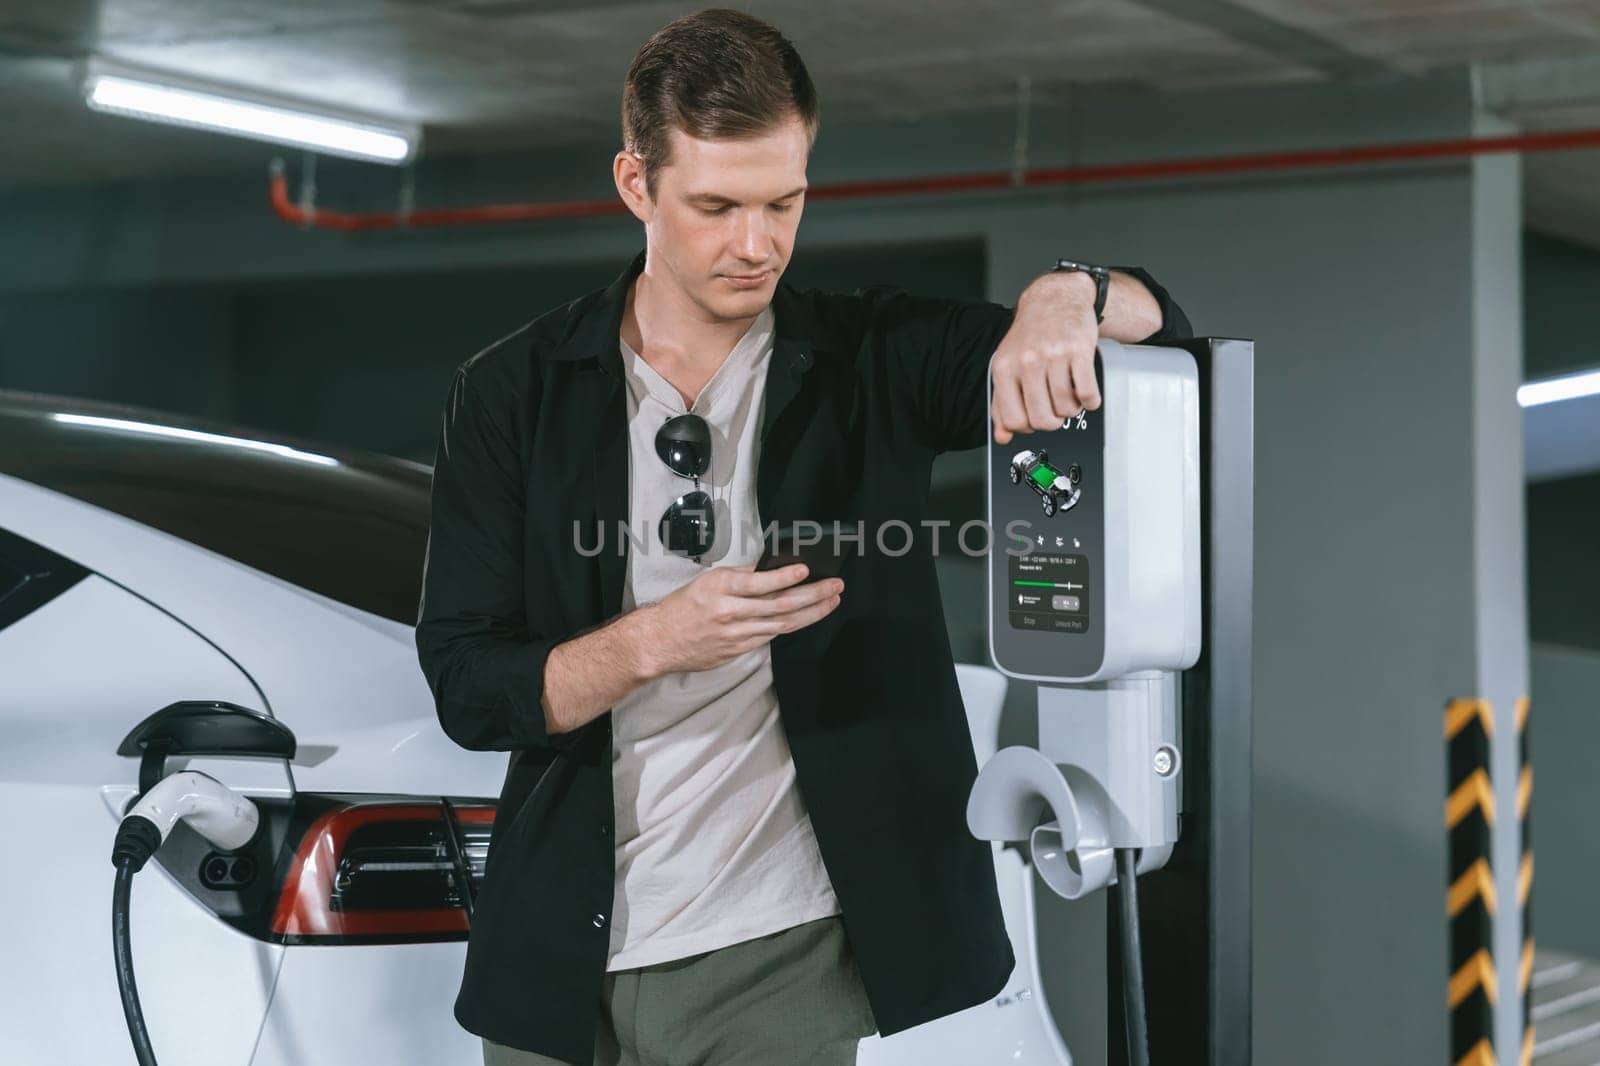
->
xmin=1115 ymin=847 xmax=1151 ymax=1066
xmin=111 ymin=815 xmax=164 ymax=1066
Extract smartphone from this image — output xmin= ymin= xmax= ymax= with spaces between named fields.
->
xmin=756 ymin=522 xmax=855 ymax=584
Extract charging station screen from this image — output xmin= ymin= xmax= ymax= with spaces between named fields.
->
xmin=1008 ymin=551 xmax=1092 ymax=633
xmin=988 ymin=354 xmax=1106 ymax=679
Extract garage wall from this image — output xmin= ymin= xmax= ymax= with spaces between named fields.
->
xmin=1526 ymin=230 xmax=1600 ymax=380
xmin=0 ymin=285 xmax=237 ymax=416
xmin=1524 ymin=230 xmax=1600 ymax=656
xmin=0 ymin=67 xmax=1529 ymax=1065
xmin=0 ymin=242 xmax=981 ymax=462
xmin=1528 ymin=472 xmax=1600 ymax=654
xmin=1519 ymin=229 xmax=1600 ymax=984
xmin=1528 ymin=643 xmax=1600 ymax=960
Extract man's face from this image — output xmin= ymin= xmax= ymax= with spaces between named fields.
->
xmin=625 ymin=114 xmax=809 ymax=322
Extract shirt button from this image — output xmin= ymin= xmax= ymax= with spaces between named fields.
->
xmin=600 ymin=823 xmax=610 ymax=837
xmin=592 ymin=913 xmax=607 ymax=929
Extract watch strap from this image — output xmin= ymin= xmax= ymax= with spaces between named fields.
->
xmin=1052 ymin=258 xmax=1110 ymax=322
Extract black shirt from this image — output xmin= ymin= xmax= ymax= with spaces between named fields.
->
xmin=415 ymin=249 xmax=1191 ymax=1063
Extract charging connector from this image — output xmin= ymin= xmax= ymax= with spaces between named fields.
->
xmin=117 ymin=770 xmax=260 ymax=862
xmin=110 ymin=770 xmax=260 ymax=1066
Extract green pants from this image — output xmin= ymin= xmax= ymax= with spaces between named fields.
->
xmin=483 ymin=915 xmax=877 ymax=1066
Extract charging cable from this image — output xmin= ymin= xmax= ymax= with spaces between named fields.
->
xmin=1114 ymin=848 xmax=1151 ymax=1066
xmin=110 ymin=771 xmax=260 ymax=1066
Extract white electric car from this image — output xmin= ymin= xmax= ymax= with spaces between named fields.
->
xmin=0 ymin=388 xmax=1071 ymax=1066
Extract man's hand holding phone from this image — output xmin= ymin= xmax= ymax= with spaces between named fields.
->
xmin=639 ymin=563 xmax=843 ymax=676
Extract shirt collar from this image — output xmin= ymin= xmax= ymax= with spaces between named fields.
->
xmin=558 ymin=248 xmax=831 ymax=378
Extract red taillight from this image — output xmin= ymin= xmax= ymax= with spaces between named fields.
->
xmin=270 ymin=801 xmax=495 ymax=943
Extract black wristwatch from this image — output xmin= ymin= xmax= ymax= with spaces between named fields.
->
xmin=1051 ymin=258 xmax=1110 ymax=322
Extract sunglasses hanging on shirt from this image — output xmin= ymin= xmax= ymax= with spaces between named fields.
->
xmin=655 ymin=413 xmax=715 ymax=562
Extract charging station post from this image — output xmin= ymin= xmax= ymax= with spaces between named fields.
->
xmin=969 ymin=337 xmax=1253 ymax=1066
xmin=1118 ymin=338 xmax=1252 ymax=1066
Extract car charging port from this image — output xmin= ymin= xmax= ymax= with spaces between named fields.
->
xmin=200 ymin=852 xmax=258 ymax=889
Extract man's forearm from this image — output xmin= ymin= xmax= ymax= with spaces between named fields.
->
xmin=991 ymin=265 xmax=1170 ymax=441
xmin=1017 ymin=269 xmax=1163 ymax=343
xmin=541 ymin=606 xmax=660 ymax=735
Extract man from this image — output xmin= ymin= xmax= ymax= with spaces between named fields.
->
xmin=415 ymin=9 xmax=1192 ymax=1066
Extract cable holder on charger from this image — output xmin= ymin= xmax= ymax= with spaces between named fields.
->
xmin=967 ymin=672 xmax=1181 ymax=898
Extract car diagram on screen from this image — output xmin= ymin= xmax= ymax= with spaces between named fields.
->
xmin=1009 ymin=448 xmax=1082 ymax=517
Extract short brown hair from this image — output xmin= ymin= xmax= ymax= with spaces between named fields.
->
xmin=622 ymin=8 xmax=819 ymax=199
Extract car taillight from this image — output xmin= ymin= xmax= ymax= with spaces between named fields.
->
xmin=454 ymin=804 xmax=493 ymax=883
xmin=269 ymin=799 xmax=495 ymax=944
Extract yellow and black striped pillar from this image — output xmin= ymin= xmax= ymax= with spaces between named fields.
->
xmin=1517 ymin=696 xmax=1533 ymax=1066
xmin=1447 ymin=697 xmax=1497 ymax=1066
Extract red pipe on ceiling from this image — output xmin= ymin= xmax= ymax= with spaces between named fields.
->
xmin=268 ymin=127 xmax=1600 ymax=233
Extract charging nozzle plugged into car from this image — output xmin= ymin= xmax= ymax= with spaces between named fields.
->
xmin=111 ymin=770 xmax=261 ymax=1066
xmin=114 ymin=769 xmax=260 ymax=870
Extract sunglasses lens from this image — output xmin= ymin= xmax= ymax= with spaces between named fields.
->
xmin=659 ymin=490 xmax=715 ymax=558
xmin=655 ymin=414 xmax=711 ymax=479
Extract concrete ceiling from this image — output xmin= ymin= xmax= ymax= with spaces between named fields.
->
xmin=1483 ymin=57 xmax=1600 ymax=247
xmin=2 ymin=0 xmax=1600 ymax=239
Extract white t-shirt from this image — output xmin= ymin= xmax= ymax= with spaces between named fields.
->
xmin=604 ymin=306 xmax=842 ymax=971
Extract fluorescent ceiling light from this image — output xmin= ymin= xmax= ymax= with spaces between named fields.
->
xmin=53 ymin=413 xmax=340 ymax=467
xmin=1517 ymin=367 xmax=1600 ymax=408
xmin=83 ymin=66 xmax=418 ymax=165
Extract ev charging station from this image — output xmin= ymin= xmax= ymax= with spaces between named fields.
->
xmin=969 ymin=338 xmax=1255 ymax=1066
